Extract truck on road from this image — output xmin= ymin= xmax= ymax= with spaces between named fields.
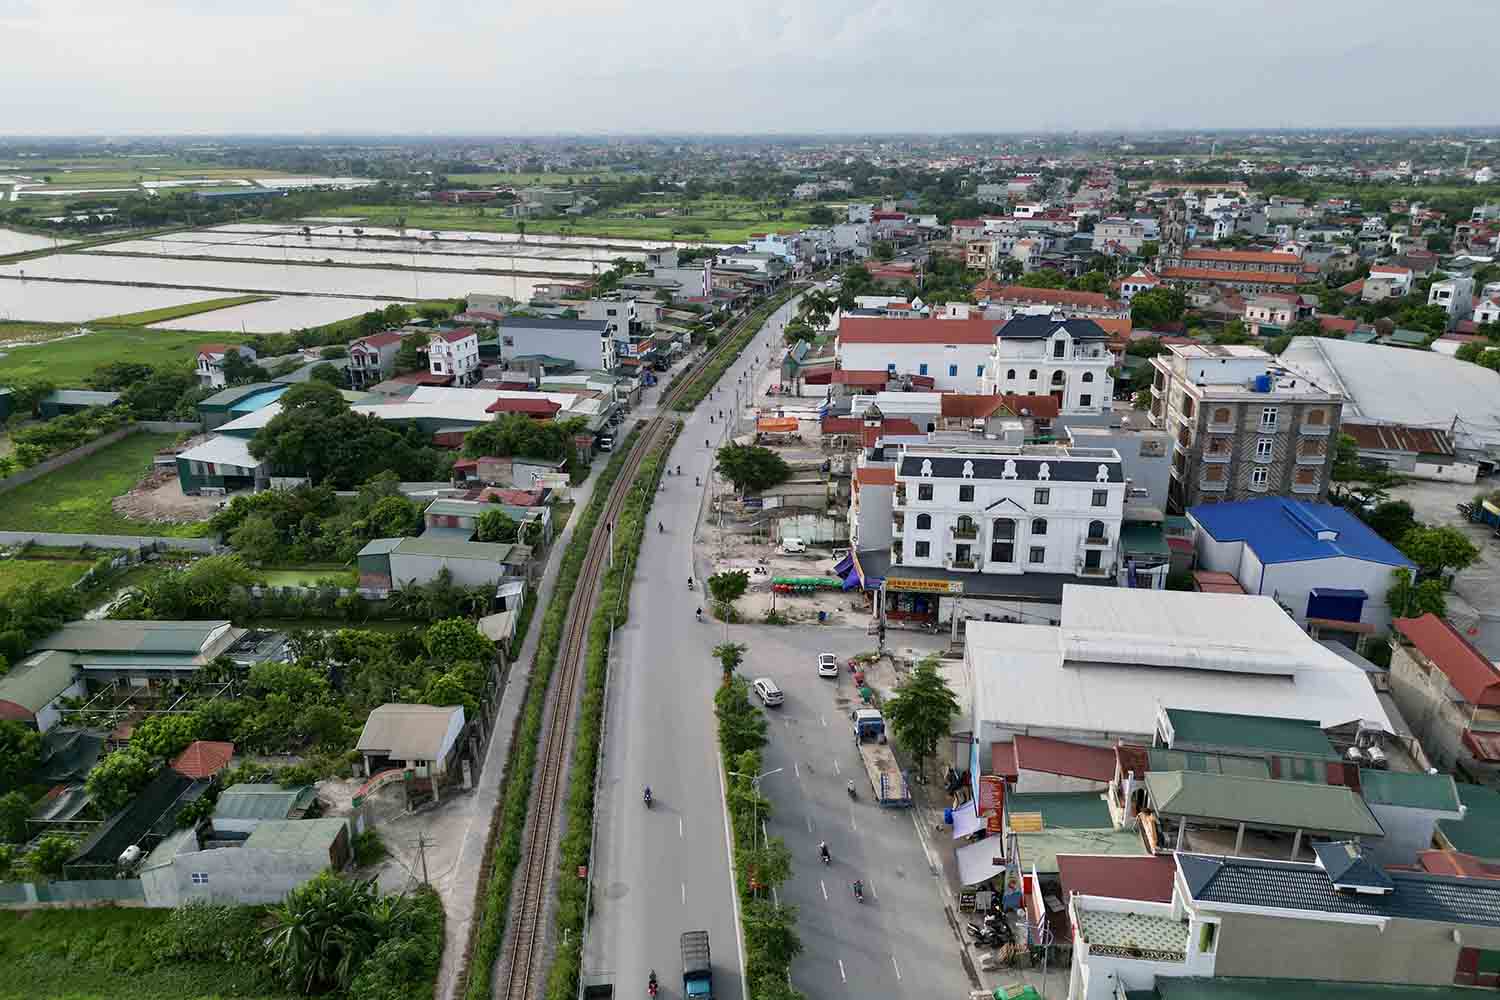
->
xmin=681 ymin=930 xmax=713 ymax=999
xmin=851 ymin=708 xmax=912 ymax=807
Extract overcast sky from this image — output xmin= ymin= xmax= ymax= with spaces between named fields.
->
xmin=3 ymin=0 xmax=1497 ymax=135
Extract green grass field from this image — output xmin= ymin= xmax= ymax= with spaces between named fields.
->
xmin=0 ymin=432 xmax=210 ymax=537
xmin=95 ymin=295 xmax=271 ymax=326
xmin=258 ymin=566 xmax=357 ymax=588
xmin=0 ymin=326 xmax=248 ymax=383
xmin=0 ymin=556 xmax=94 ymax=595
xmin=0 ymin=908 xmax=293 ymax=1000
xmin=326 ymin=201 xmax=812 ymax=243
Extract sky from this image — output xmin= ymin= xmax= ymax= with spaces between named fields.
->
xmin=2 ymin=0 xmax=1498 ymax=135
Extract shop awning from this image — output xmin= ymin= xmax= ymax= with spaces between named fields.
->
xmin=952 ymin=805 xmax=986 ymax=840
xmin=957 ymin=838 xmax=1008 ymax=887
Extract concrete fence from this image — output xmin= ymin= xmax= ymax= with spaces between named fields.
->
xmin=0 ymin=878 xmax=147 ymax=908
xmin=137 ymin=420 xmax=202 ymax=434
xmin=0 ymin=531 xmax=219 ymax=554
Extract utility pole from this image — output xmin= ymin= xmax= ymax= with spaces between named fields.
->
xmin=412 ymin=832 xmax=434 ymax=885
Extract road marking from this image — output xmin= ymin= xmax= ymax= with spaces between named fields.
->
xmin=833 ymin=759 xmax=841 ymax=775
xmin=772 ymin=885 xmax=779 ymax=906
xmin=820 ymin=879 xmax=828 ymax=900
xmin=892 ymin=955 xmax=902 ymax=981
xmin=868 ymin=878 xmax=878 ymax=900
xmin=805 ymin=816 xmax=813 ymax=833
xmin=851 ymin=815 xmax=858 ymax=832
xmin=682 ymin=882 xmax=686 ymax=904
xmin=820 ymin=714 xmax=827 ymax=727
xmin=793 ymin=761 xmax=800 ymax=778
xmin=761 ymin=820 xmax=768 ymax=844
xmin=715 ymin=762 xmax=751 ymax=1000
xmin=679 ymin=816 xmax=685 ymax=838
xmin=838 ymin=959 xmax=847 ymax=984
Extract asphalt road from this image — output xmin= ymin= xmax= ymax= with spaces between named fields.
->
xmin=584 ymin=293 xmax=801 ymax=1000
xmin=739 ymin=626 xmax=973 ymax=1000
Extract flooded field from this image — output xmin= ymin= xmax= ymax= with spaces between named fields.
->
xmin=0 ymin=227 xmax=73 ymax=255
xmin=150 ymin=294 xmax=396 ymax=331
xmin=0 ymin=281 xmax=229 ymax=324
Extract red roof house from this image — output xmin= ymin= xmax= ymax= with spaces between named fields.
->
xmin=171 ymin=740 xmax=235 ymax=780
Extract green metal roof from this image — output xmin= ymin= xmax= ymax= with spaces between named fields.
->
xmin=1440 ymin=783 xmax=1500 ymax=860
xmin=1358 ymin=768 xmax=1462 ymax=813
xmin=1157 ymin=978 xmax=1479 ymax=1000
xmin=198 ymin=382 xmax=279 ymax=410
xmin=1121 ymin=523 xmax=1170 ymax=556
xmin=213 ymin=783 xmax=316 ymax=822
xmin=357 ymin=537 xmax=403 ymax=557
xmin=1144 ymin=771 xmax=1384 ymax=836
xmin=37 ymin=620 xmax=231 ymax=656
xmin=423 ymin=499 xmax=487 ymax=518
xmin=1163 ymin=708 xmax=1337 ymax=758
xmin=0 ymin=650 xmax=77 ymax=713
xmin=392 ymin=536 xmax=530 ymax=561
xmin=1014 ymin=828 xmax=1145 ymax=875
xmin=244 ymin=818 xmax=347 ymax=854
xmin=1007 ymin=791 xmax=1112 ymax=829
xmin=1147 ymin=748 xmax=1270 ymax=779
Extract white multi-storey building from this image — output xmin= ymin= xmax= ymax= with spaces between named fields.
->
xmin=1428 ymin=275 xmax=1475 ymax=328
xmin=888 ymin=442 xmax=1126 ymax=580
xmin=835 ymin=317 xmax=998 ymax=392
xmin=426 ymin=327 xmax=481 ymax=384
xmin=983 ymin=312 xmax=1114 ymax=416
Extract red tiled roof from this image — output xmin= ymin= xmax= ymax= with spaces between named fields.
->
xmin=1340 ymin=278 xmax=1366 ymax=294
xmin=432 ymin=327 xmax=477 ymax=343
xmin=838 ymin=317 xmax=999 ymax=346
xmin=171 ymin=740 xmax=234 ymax=780
xmin=1415 ymin=850 xmax=1500 ymax=879
xmin=1318 ymin=316 xmax=1358 ymax=334
xmin=353 ymin=332 xmax=404 ymax=349
xmin=950 ymin=219 xmax=983 ymax=228
xmin=998 ymin=393 xmax=1060 ymax=420
xmin=1394 ymin=614 xmax=1500 ymax=708
xmin=981 ymin=285 xmax=1123 ymax=311
xmin=1093 ymin=317 xmax=1133 ymax=341
xmin=855 ymin=466 xmax=895 ymax=486
xmin=1371 ymin=265 xmax=1413 ymax=277
xmin=1464 ymin=729 xmax=1500 ymax=763
xmin=830 ymin=369 xmax=890 ymax=386
xmin=484 ymin=396 xmax=562 ymax=416
xmin=941 ymin=394 xmax=1010 ymax=420
xmin=388 ymin=371 xmax=453 ymax=385
xmin=1013 ymin=734 xmax=1115 ymax=783
xmin=821 ymin=416 xmax=865 ymax=435
xmin=474 ymin=487 xmax=542 ymax=506
xmin=1057 ymin=855 xmax=1177 ymax=905
xmin=1182 ymin=248 xmax=1301 ymax=266
xmin=1162 ymin=267 xmax=1304 ymax=286
xmin=991 ymin=741 xmax=1019 ymax=779
xmin=1342 ymin=421 xmax=1454 ymax=458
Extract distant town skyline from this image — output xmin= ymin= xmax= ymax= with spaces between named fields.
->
xmin=1 ymin=0 xmax=1498 ymax=135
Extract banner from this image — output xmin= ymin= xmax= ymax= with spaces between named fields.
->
xmin=885 ymin=576 xmax=964 ymax=595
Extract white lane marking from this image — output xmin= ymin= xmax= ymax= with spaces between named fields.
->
xmin=820 ymin=879 xmax=828 ymax=901
xmin=761 ymin=820 xmax=768 ymax=844
xmin=679 ymin=816 xmax=684 ymax=838
xmin=715 ymin=761 xmax=751 ymax=1000
xmin=838 ymin=959 xmax=847 ymax=984
xmin=833 ymin=759 xmax=841 ymax=775
xmin=771 ymin=885 xmax=779 ymax=906
xmin=805 ymin=816 xmax=813 ymax=833
xmin=793 ymin=761 xmax=800 ymax=778
xmin=868 ymin=878 xmax=878 ymax=900
xmin=682 ymin=882 xmax=686 ymax=905
xmin=851 ymin=815 xmax=858 ymax=832
xmin=891 ymin=955 xmax=902 ymax=981
xmin=820 ymin=714 xmax=827 ymax=727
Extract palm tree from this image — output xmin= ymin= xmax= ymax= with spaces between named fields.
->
xmin=265 ymin=874 xmax=383 ymax=994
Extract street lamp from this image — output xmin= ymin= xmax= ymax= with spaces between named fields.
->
xmin=726 ymin=767 xmax=783 ymax=849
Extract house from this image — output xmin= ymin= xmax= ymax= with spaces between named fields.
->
xmin=1428 ymin=276 xmax=1475 ymax=329
xmin=0 ymin=650 xmax=85 ymax=733
xmin=348 ymin=332 xmax=406 ymax=388
xmin=171 ymin=740 xmax=235 ymax=781
xmin=1186 ymin=497 xmax=1416 ymax=630
xmin=1356 ymin=768 xmax=1465 ymax=867
xmin=355 ymin=703 xmax=466 ymax=800
xmin=1159 ymin=247 xmax=1306 ymax=294
xmin=175 ymin=433 xmax=268 ymax=495
xmin=1341 ymin=421 xmax=1475 ymax=483
xmin=196 ymin=382 xmax=287 ymax=431
xmin=356 ymin=536 xmax=532 ymax=596
xmin=37 ymin=389 xmax=120 ymax=420
xmin=427 ymin=327 xmax=481 ymax=385
xmin=1147 ymin=343 xmax=1343 ymax=512
xmin=1118 ymin=269 xmax=1162 ymax=303
xmin=965 ymin=238 xmax=1000 ymax=271
xmin=211 ymin=783 xmax=317 ymax=837
xmin=29 ymin=619 xmax=279 ymax=694
xmin=140 ymin=816 xmax=349 ymax=908
xmin=834 ymin=317 xmax=999 ymax=392
xmin=422 ymin=497 xmax=551 ymax=545
xmin=1389 ymin=613 xmax=1500 ymax=778
xmin=1241 ymin=294 xmax=1302 ymax=336
xmin=1475 ymin=293 xmax=1500 ymax=327
xmin=1362 ymin=264 xmax=1414 ymax=302
xmin=984 ymin=311 xmax=1114 ymax=416
xmin=499 ymin=316 xmax=614 ymax=372
xmin=195 ymin=344 xmax=257 ymax=389
xmin=950 ymin=219 xmax=986 ymax=240
xmin=965 ymin=585 xmax=1393 ymax=767
xmin=973 ymin=282 xmax=1129 ymax=320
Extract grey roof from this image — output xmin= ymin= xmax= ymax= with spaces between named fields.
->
xmin=996 ymin=314 xmax=1111 ymax=341
xmin=0 ymin=649 xmax=78 ymax=713
xmin=1312 ymin=841 xmax=1394 ymax=893
xmin=37 ymin=620 xmax=230 ymax=655
xmin=43 ymin=389 xmax=120 ymax=406
xmin=356 ymin=703 xmax=464 ymax=759
xmin=244 ymin=818 xmax=347 ymax=854
xmin=500 ymin=317 xmax=610 ymax=333
xmin=392 ymin=536 xmax=529 ymax=561
xmin=897 ymin=454 xmax=1123 ymax=483
xmin=198 ymin=382 xmax=279 ymax=408
xmin=1177 ymin=852 xmax=1500 ymax=928
xmin=357 ymin=537 xmax=402 ymax=557
xmin=213 ymin=783 xmax=316 ymax=822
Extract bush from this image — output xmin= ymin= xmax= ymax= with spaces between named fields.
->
xmin=352 ymin=829 xmax=388 ymax=867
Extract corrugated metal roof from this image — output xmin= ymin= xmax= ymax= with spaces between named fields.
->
xmin=244 ymin=818 xmax=347 ymax=853
xmin=1442 ymin=784 xmax=1500 ymax=860
xmin=1187 ymin=497 xmax=1415 ymax=569
xmin=392 ymin=536 xmax=527 ymax=561
xmin=38 ymin=620 xmax=231 ymax=656
xmin=1359 ymin=768 xmax=1462 ymax=813
xmin=176 ymin=435 xmax=260 ymax=469
xmin=1145 ymin=771 xmax=1383 ymax=835
xmin=213 ymin=783 xmax=316 ymax=822
xmin=1163 ymin=708 xmax=1336 ymax=757
xmin=1158 ymin=977 xmax=1479 ymax=1000
xmin=356 ymin=703 xmax=464 ymax=759
xmin=1007 ymin=791 xmax=1111 ymax=829
xmin=0 ymin=650 xmax=77 ymax=714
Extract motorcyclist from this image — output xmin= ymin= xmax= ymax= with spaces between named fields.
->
xmin=819 ymin=841 xmax=830 ymax=863
xmin=696 ymin=607 xmax=703 ymax=621
xmin=852 ymin=878 xmax=864 ymax=900
xmin=688 ymin=576 xmax=694 ymax=590
xmin=643 ymin=786 xmax=652 ymax=805
xmin=648 ymin=971 xmax=658 ymax=997
xmin=676 ymin=465 xmax=681 ymax=475
xmin=658 ymin=522 xmax=663 ymax=533
xmin=846 ymin=779 xmax=856 ymax=797
xmin=694 ymin=476 xmax=700 ymax=486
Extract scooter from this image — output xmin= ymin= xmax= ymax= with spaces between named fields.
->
xmin=851 ymin=880 xmax=865 ymax=904
xmin=643 ymin=787 xmax=653 ymax=809
xmin=648 ymin=971 xmax=658 ymax=999
xmin=846 ymin=781 xmax=856 ymax=800
xmin=688 ymin=577 xmax=694 ymax=591
xmin=819 ymin=844 xmax=831 ymax=865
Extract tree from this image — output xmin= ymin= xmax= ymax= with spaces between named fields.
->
xmin=0 ymin=790 xmax=30 ymax=843
xmin=309 ymin=362 xmax=343 ymax=386
xmin=130 ymin=713 xmax=201 ymax=759
xmin=85 ymin=747 xmax=157 ymax=816
xmin=715 ymin=443 xmax=791 ymax=493
xmin=366 ymin=495 xmax=420 ymax=538
xmin=714 ymin=678 xmax=767 ymax=755
xmin=882 ymin=657 xmax=959 ymax=781
xmin=392 ymin=336 xmax=425 ymax=376
xmin=708 ymin=571 xmax=750 ymax=620
xmin=1364 ymin=501 xmax=1417 ymax=543
xmin=1125 ymin=336 xmax=1168 ymax=358
xmin=220 ymin=348 xmax=267 ymax=386
xmin=797 ymin=289 xmax=835 ymax=330
xmin=24 ymin=834 xmax=75 ymax=879
xmin=0 ymin=721 xmax=41 ymax=792
xmin=872 ymin=241 xmax=894 ymax=261
xmin=266 ymin=873 xmax=385 ymax=994
xmin=1212 ymin=320 xmax=1251 ymax=346
xmin=424 ymin=618 xmax=494 ymax=664
xmin=742 ymin=898 xmax=802 ymax=969
xmin=230 ymin=512 xmax=281 ymax=563
xmin=806 ymin=205 xmax=835 ymax=225
xmin=1388 ymin=567 xmax=1447 ymax=619
xmin=712 ymin=640 xmax=747 ymax=682
xmin=476 ymin=508 xmax=519 ymax=543
xmin=1139 ymin=240 xmax=1160 ymax=260
xmin=1131 ymin=286 xmax=1188 ymax=328
xmin=1017 ymin=269 xmax=1067 ymax=289
xmin=1399 ymin=524 xmax=1480 ymax=578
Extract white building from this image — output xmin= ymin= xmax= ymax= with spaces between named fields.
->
xmin=1117 ymin=269 xmax=1161 ymax=303
xmin=1474 ymin=293 xmax=1500 ymax=326
xmin=835 ymin=317 xmax=998 ymax=392
xmin=983 ymin=311 xmax=1114 ymax=416
xmin=427 ymin=328 xmax=481 ymax=384
xmin=889 ymin=442 xmax=1126 ymax=581
xmin=195 ymin=344 xmax=258 ymax=389
xmin=1427 ymin=275 xmax=1474 ymax=328
xmin=1361 ymin=264 xmax=1413 ymax=302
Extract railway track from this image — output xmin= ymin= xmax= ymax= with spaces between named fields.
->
xmin=495 ymin=292 xmax=792 ymax=1000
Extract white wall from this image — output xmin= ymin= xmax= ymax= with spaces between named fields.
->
xmin=390 ymin=553 xmax=510 ymax=590
xmin=854 ymin=481 xmax=893 ymax=550
xmin=837 ymin=340 xmax=992 ymax=392
xmin=1412 ymin=460 xmax=1479 ymax=484
xmin=142 ymin=847 xmax=331 ymax=908
xmin=36 ymin=679 xmax=86 ymax=734
xmin=1260 ymin=554 xmax=1404 ymax=627
xmin=1068 ymin=895 xmax=1218 ymax=1000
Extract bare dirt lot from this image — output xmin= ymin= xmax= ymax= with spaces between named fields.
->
xmin=111 ymin=466 xmax=224 ymax=523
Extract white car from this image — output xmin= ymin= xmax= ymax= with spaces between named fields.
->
xmin=753 ymin=677 xmax=785 ymax=706
xmin=817 ymin=653 xmax=840 ymax=678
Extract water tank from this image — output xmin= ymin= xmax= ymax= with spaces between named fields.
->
xmin=1366 ymin=746 xmax=1389 ymax=770
xmin=118 ymin=845 xmax=143 ymax=867
xmin=1253 ymin=374 xmax=1273 ymax=393
xmin=1345 ymin=746 xmax=1367 ymax=764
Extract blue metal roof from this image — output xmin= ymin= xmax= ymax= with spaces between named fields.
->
xmin=1187 ymin=497 xmax=1415 ymax=569
xmin=229 ymin=386 xmax=289 ymax=414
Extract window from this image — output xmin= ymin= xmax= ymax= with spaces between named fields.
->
xmin=1197 ymin=921 xmax=1219 ymax=955
xmin=1251 ymin=467 xmax=1269 ymax=488
xmin=1091 ymin=490 xmax=1108 ymax=507
xmin=1029 ymin=546 xmax=1046 ymax=564
xmin=915 ymin=513 xmax=932 ymax=530
xmin=1032 ymin=518 xmax=1048 ymax=535
xmin=1081 ymin=371 xmax=1094 ymax=383
xmin=191 ymin=873 xmax=209 ymax=885
xmin=1260 ymin=406 xmax=1279 ymax=430
xmin=1053 ymin=340 xmax=1066 ymax=358
xmin=1051 ymin=370 xmax=1066 ymax=386
xmin=1255 ymin=437 xmax=1273 ymax=461
xmin=914 ymin=541 xmax=931 ymax=558
xmin=977 ymin=365 xmax=985 ymax=377
xmin=990 ymin=519 xmax=1016 ymax=563
xmin=1084 ymin=548 xmax=1102 ymax=570
xmin=919 ymin=363 xmax=928 ymax=375
xmin=1080 ymin=394 xmax=1092 ymax=407
xmin=1305 ymin=408 xmax=1326 ymax=426
xmin=1028 ymin=369 xmax=1038 ymax=380
xmin=917 ymin=483 xmax=933 ymax=502
xmin=1294 ymin=467 xmax=1317 ymax=486
xmin=1007 ymin=368 xmax=1017 ymax=379
xmin=1033 ymin=488 xmax=1050 ymax=505
xmin=948 ymin=364 xmax=958 ymax=377
xmin=1087 ymin=519 xmax=1106 ymax=540
xmin=959 ymin=485 xmax=974 ymax=502
xmin=1212 ymin=406 xmax=1231 ymax=425
xmin=887 ymin=363 xmax=897 ymax=373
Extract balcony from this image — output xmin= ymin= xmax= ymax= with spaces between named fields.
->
xmin=1257 ymin=420 xmax=1280 ymax=434
xmin=1150 ymin=381 xmax=1163 ymax=397
xmin=951 ymin=524 xmax=979 ymax=540
xmin=893 ymin=487 xmax=907 ymax=509
xmin=1073 ymin=899 xmax=1189 ymax=966
xmin=949 ymin=558 xmax=978 ymax=571
xmin=1249 ymin=478 xmax=1271 ymax=494
xmin=1199 ymin=475 xmax=1229 ymax=492
xmin=1291 ymin=479 xmax=1321 ymax=494
xmin=1300 ymin=421 xmax=1332 ymax=436
xmin=892 ymin=516 xmax=904 ymax=537
xmin=1296 ymin=448 xmax=1326 ymax=465
xmin=1207 ymin=418 xmax=1236 ymax=434
xmin=890 ymin=543 xmax=904 ymax=566
xmin=1083 ymin=532 xmax=1112 ymax=547
xmin=1203 ymin=448 xmax=1232 ymax=464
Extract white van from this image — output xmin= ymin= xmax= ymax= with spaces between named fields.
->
xmin=780 ymin=538 xmax=807 ymax=554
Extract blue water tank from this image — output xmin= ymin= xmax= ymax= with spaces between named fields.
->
xmin=1253 ymin=374 xmax=1272 ymax=392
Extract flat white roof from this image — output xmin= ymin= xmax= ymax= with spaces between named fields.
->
xmin=214 ymin=386 xmax=601 ymax=435
xmin=177 ymin=435 xmax=260 ymax=469
xmin=968 ymin=586 xmax=1392 ymax=741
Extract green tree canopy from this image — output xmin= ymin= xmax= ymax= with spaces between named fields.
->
xmin=85 ymin=747 xmax=157 ymax=816
xmin=476 ymin=508 xmax=519 ymax=543
xmin=424 ymin=618 xmax=494 ymax=664
xmin=1388 ymin=567 xmax=1447 ymax=618
xmin=715 ymin=443 xmax=791 ymax=493
xmin=1130 ymin=286 xmax=1188 ymax=328
xmin=882 ymin=657 xmax=960 ymax=780
xmin=1399 ymin=524 xmax=1480 ymax=578
xmin=0 ymin=721 xmax=42 ymax=792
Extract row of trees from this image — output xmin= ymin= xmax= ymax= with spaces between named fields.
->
xmin=212 ymin=473 xmax=422 ymax=565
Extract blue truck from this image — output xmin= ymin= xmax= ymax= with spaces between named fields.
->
xmin=851 ymin=708 xmax=912 ymax=807
xmin=681 ymin=930 xmax=712 ymax=999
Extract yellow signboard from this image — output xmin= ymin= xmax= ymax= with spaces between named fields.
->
xmin=1009 ymin=812 xmax=1044 ymax=833
xmin=885 ymin=576 xmax=964 ymax=595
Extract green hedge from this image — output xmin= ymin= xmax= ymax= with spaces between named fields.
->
xmin=461 ymin=422 xmax=645 ymax=1000
xmin=545 ymin=424 xmax=678 ymax=1000
xmin=672 ymin=285 xmax=803 ymax=412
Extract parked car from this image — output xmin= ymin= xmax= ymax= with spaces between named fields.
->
xmin=752 ymin=677 xmax=784 ymax=706
xmin=817 ymin=653 xmax=839 ymax=678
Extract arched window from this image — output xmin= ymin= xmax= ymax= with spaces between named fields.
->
xmin=990 ymin=518 xmax=1016 ymax=563
xmin=915 ymin=513 xmax=932 ymax=530
xmin=1081 ymin=371 xmax=1094 ymax=383
xmin=1028 ymin=369 xmax=1038 ymax=380
xmin=1087 ymin=519 xmax=1106 ymax=540
xmin=956 ymin=515 xmax=977 ymax=538
xmin=1031 ymin=518 xmax=1047 ymax=536
xmin=1006 ymin=369 xmax=1016 ymax=379
xmin=1051 ymin=370 xmax=1066 ymax=386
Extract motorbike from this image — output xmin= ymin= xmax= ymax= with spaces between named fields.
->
xmin=819 ymin=844 xmax=831 ymax=866
xmin=643 ymin=787 xmax=653 ymax=809
xmin=851 ymin=880 xmax=865 ymax=904
xmin=846 ymin=781 xmax=856 ymax=799
xmin=696 ymin=608 xmax=703 ymax=622
xmin=966 ymin=912 xmax=1010 ymax=947
xmin=688 ymin=577 xmax=694 ymax=591
xmin=648 ymin=972 xmax=658 ymax=999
